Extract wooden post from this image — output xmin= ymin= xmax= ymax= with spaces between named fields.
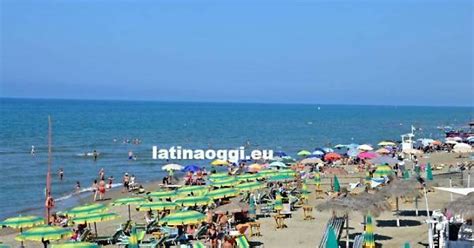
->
xmin=396 ymin=197 xmax=400 ymax=227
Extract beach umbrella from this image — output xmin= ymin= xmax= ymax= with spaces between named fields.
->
xmin=347 ymin=148 xmax=358 ymax=158
xmin=300 ymin=157 xmax=323 ymax=165
xmin=333 ymin=176 xmax=340 ymax=192
xmin=66 ymin=203 xmax=107 ymax=217
xmin=269 ymin=161 xmax=287 ymax=168
xmin=174 ymin=196 xmax=213 ymax=207
xmin=193 ymin=241 xmax=206 ymax=248
xmin=312 ymin=172 xmax=321 ymax=188
xmin=274 ymin=151 xmax=287 ymax=157
xmin=403 ymin=170 xmax=410 ymax=180
xmin=453 ymin=143 xmax=472 ymax=153
xmin=334 ymin=144 xmax=347 ymax=149
xmin=211 ymin=159 xmax=229 ymax=166
xmin=276 ymin=168 xmax=296 ymax=175
xmin=0 ymin=215 xmax=44 ymax=229
xmin=208 ymin=172 xmax=229 ymax=180
xmin=378 ymin=141 xmax=396 ymax=146
xmin=274 ymin=193 xmax=283 ymax=212
xmin=363 ymin=214 xmax=375 ymax=248
xmin=112 ymin=197 xmax=145 ymax=221
xmin=183 ymin=165 xmax=201 ymax=173
xmin=51 ymin=242 xmax=99 ymax=248
xmin=136 ymin=201 xmax=178 ymax=212
xmin=373 ymin=164 xmax=393 ymax=178
xmin=375 ymin=148 xmax=390 ymax=155
xmin=445 ymin=192 xmax=474 ymax=219
xmin=71 ymin=212 xmax=118 ymax=225
xmin=297 ymin=150 xmax=311 ymax=156
xmin=147 ymin=190 xmax=176 ymax=199
xmin=177 ymin=185 xmax=209 ymax=196
xmin=159 ymin=210 xmax=205 ymax=226
xmin=358 ymin=152 xmax=377 ymax=160
xmin=128 ymin=226 xmax=139 ymax=248
xmin=206 ymin=188 xmax=239 ymax=200
xmin=237 ymin=173 xmax=264 ymax=182
xmin=281 ymin=156 xmax=296 ymax=163
xmin=324 ymin=152 xmax=342 ymax=161
xmin=403 ymin=242 xmax=411 ymax=248
xmin=259 ymin=169 xmax=278 ymax=177
xmin=248 ymin=163 xmax=262 ymax=172
xmin=236 ymin=181 xmax=265 ymax=192
xmin=369 ymin=156 xmax=398 ymax=166
xmin=358 ymin=144 xmax=373 ymax=151
xmin=211 ymin=176 xmax=238 ymax=187
xmin=16 ymin=225 xmax=73 ymax=248
xmin=161 ymin=163 xmax=183 ymax=171
xmin=426 ymin=163 xmax=433 ymax=181
xmin=326 ymin=226 xmax=338 ymax=248
xmin=380 ymin=178 xmax=422 ymax=226
xmin=268 ymin=174 xmax=294 ymax=182
xmin=0 ymin=215 xmax=44 ymax=247
xmin=249 ymin=197 xmax=256 ymax=216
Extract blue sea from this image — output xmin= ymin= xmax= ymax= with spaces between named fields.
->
xmin=0 ymin=98 xmax=472 ymax=219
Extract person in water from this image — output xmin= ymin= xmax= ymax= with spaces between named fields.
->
xmin=31 ymin=145 xmax=35 ymax=155
xmin=58 ymin=168 xmax=64 ymax=181
xmin=93 ymin=150 xmax=98 ymax=161
xmin=128 ymin=151 xmax=133 ymax=160
xmin=75 ymin=181 xmax=81 ymax=192
xmin=108 ymin=176 xmax=114 ymax=189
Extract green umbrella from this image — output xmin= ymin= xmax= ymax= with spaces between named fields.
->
xmin=313 ymin=172 xmax=322 ymax=188
xmin=147 ymin=190 xmax=176 ymax=199
xmin=259 ymin=170 xmax=278 ymax=177
xmin=237 ymin=173 xmax=264 ymax=182
xmin=136 ymin=201 xmax=178 ymax=211
xmin=333 ymin=175 xmax=340 ymax=192
xmin=1 ymin=215 xmax=44 ymax=247
xmin=177 ymin=186 xmax=209 ymax=196
xmin=193 ymin=241 xmax=206 ymax=248
xmin=373 ymin=164 xmax=393 ymax=178
xmin=210 ymin=177 xmax=238 ymax=187
xmin=403 ymin=170 xmax=410 ymax=180
xmin=0 ymin=215 xmax=44 ymax=229
xmin=236 ymin=181 xmax=265 ymax=192
xmin=174 ymin=196 xmax=213 ymax=207
xmin=16 ymin=225 xmax=73 ymax=247
xmin=267 ymin=174 xmax=294 ymax=182
xmin=128 ymin=226 xmax=139 ymax=248
xmin=66 ymin=203 xmax=107 ymax=217
xmin=208 ymin=172 xmax=229 ymax=180
xmin=403 ymin=242 xmax=411 ymax=248
xmin=159 ymin=210 xmax=205 ymax=226
xmin=112 ymin=197 xmax=145 ymax=221
xmin=274 ymin=193 xmax=283 ymax=212
xmin=326 ymin=226 xmax=338 ymax=248
xmin=276 ymin=169 xmax=297 ymax=176
xmin=72 ymin=212 xmax=118 ymax=236
xmin=297 ymin=150 xmax=311 ymax=157
xmin=51 ymin=242 xmax=99 ymax=248
xmin=249 ymin=197 xmax=256 ymax=216
xmin=426 ymin=163 xmax=433 ymax=181
xmin=364 ymin=214 xmax=375 ymax=248
xmin=205 ymin=188 xmax=239 ymax=200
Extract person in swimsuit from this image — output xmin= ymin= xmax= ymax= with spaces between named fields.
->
xmin=75 ymin=181 xmax=81 ymax=192
xmin=92 ymin=180 xmax=98 ymax=201
xmin=99 ymin=168 xmax=105 ymax=180
xmin=98 ymin=179 xmax=106 ymax=201
xmin=122 ymin=173 xmax=130 ymax=193
xmin=108 ymin=176 xmax=114 ymax=189
xmin=207 ymin=224 xmax=218 ymax=248
xmin=58 ymin=168 xmax=64 ymax=181
xmin=45 ymin=192 xmax=55 ymax=224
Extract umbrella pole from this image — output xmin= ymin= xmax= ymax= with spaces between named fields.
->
xmin=415 ymin=196 xmax=419 ymax=216
xmin=128 ymin=205 xmax=132 ymax=221
xmin=20 ymin=227 xmax=24 ymax=248
xmin=94 ymin=222 xmax=98 ymax=236
xmin=346 ymin=214 xmax=349 ymax=248
xmin=423 ymin=188 xmax=430 ymax=218
xmin=396 ymin=197 xmax=400 ymax=227
xmin=449 ymin=178 xmax=453 ymax=201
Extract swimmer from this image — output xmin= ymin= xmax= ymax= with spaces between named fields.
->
xmin=31 ymin=145 xmax=35 ymax=155
xmin=58 ymin=168 xmax=64 ymax=181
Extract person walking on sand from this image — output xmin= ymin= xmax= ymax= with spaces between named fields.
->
xmin=108 ymin=176 xmax=114 ymax=189
xmin=122 ymin=173 xmax=130 ymax=193
xmin=92 ymin=180 xmax=98 ymax=201
xmin=98 ymin=179 xmax=106 ymax=201
xmin=58 ymin=168 xmax=64 ymax=181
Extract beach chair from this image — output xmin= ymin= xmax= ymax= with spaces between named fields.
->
xmin=193 ymin=241 xmax=206 ymax=248
xmin=192 ymin=225 xmax=208 ymax=240
xmin=90 ymin=228 xmax=128 ymax=245
xmin=235 ymin=235 xmax=264 ymax=248
xmin=78 ymin=229 xmax=91 ymax=242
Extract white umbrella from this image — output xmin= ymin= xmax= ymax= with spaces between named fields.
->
xmin=453 ymin=143 xmax=473 ymax=153
xmin=269 ymin=161 xmax=287 ymax=168
xmin=445 ymin=140 xmax=459 ymax=145
xmin=357 ymin=144 xmax=373 ymax=151
xmin=300 ymin=157 xmax=323 ymax=165
xmin=162 ymin=164 xmax=184 ymax=171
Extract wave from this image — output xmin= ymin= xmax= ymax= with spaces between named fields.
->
xmin=55 ymin=183 xmax=122 ymax=202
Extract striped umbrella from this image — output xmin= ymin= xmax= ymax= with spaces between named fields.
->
xmin=333 ymin=175 xmax=340 ymax=192
xmin=210 ymin=177 xmax=238 ymax=187
xmin=236 ymin=182 xmax=265 ymax=192
xmin=274 ymin=193 xmax=283 ymax=212
xmin=72 ymin=212 xmax=118 ymax=236
xmin=267 ymin=174 xmax=294 ymax=182
xmin=259 ymin=170 xmax=278 ymax=176
xmin=326 ymin=226 xmax=338 ymax=248
xmin=66 ymin=203 xmax=107 ymax=217
xmin=276 ymin=169 xmax=297 ymax=176
xmin=426 ymin=163 xmax=433 ymax=181
xmin=363 ymin=214 xmax=375 ymax=248
xmin=174 ymin=196 xmax=213 ymax=207
xmin=248 ymin=163 xmax=262 ymax=172
xmin=147 ymin=190 xmax=176 ymax=199
xmin=177 ymin=186 xmax=209 ymax=196
xmin=373 ymin=164 xmax=393 ymax=178
xmin=16 ymin=225 xmax=73 ymax=242
xmin=237 ymin=173 xmax=264 ymax=182
xmin=136 ymin=201 xmax=178 ymax=212
xmin=313 ymin=172 xmax=321 ymax=188
xmin=193 ymin=241 xmax=206 ymax=248
xmin=205 ymin=188 xmax=239 ymax=200
xmin=112 ymin=197 xmax=145 ymax=221
xmin=159 ymin=210 xmax=205 ymax=226
xmin=208 ymin=172 xmax=229 ymax=180
xmin=0 ymin=215 xmax=44 ymax=229
xmin=51 ymin=242 xmax=99 ymax=248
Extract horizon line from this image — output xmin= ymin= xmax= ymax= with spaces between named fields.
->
xmin=1 ymin=96 xmax=473 ymax=108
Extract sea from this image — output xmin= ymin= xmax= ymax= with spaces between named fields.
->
xmin=0 ymin=98 xmax=472 ymax=219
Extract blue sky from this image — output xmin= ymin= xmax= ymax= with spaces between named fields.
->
xmin=1 ymin=0 xmax=472 ymax=106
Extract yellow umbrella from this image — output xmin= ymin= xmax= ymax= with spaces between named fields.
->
xmin=211 ymin=159 xmax=229 ymax=166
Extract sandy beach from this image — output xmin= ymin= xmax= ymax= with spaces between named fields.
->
xmin=1 ymin=151 xmax=471 ymax=247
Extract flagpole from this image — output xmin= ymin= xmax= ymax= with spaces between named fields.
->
xmin=46 ymin=116 xmax=53 ymax=222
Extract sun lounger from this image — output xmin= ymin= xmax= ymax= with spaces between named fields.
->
xmin=235 ymin=235 xmax=264 ymax=248
xmin=78 ymin=229 xmax=91 ymax=242
xmin=318 ymin=216 xmax=345 ymax=248
xmin=353 ymin=234 xmax=364 ymax=248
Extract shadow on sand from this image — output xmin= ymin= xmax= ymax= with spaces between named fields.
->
xmin=376 ymin=219 xmax=422 ymax=227
xmin=398 ymin=210 xmax=432 ymax=217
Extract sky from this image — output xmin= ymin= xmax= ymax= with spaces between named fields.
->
xmin=0 ymin=0 xmax=473 ymax=106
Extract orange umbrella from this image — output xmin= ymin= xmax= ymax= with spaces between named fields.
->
xmin=375 ymin=148 xmax=390 ymax=154
xmin=324 ymin=152 xmax=342 ymax=161
xmin=432 ymin=140 xmax=442 ymax=146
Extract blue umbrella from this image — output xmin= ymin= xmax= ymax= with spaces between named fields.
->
xmin=347 ymin=148 xmax=358 ymax=157
xmin=369 ymin=156 xmax=399 ymax=165
xmin=314 ymin=148 xmax=326 ymax=153
xmin=274 ymin=151 xmax=287 ymax=157
xmin=183 ymin=165 xmax=201 ymax=173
